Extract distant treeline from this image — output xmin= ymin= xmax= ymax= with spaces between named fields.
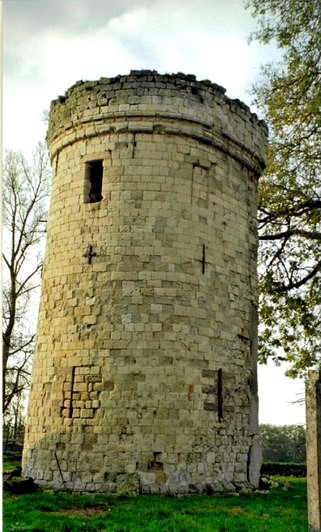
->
xmin=261 ymin=462 xmax=306 ymax=477
xmin=259 ymin=424 xmax=306 ymax=464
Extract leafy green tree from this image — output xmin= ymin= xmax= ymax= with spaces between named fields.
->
xmin=260 ymin=424 xmax=306 ymax=463
xmin=246 ymin=0 xmax=321 ymax=377
xmin=2 ymin=143 xmax=50 ymax=414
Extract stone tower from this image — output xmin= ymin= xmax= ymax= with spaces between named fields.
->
xmin=22 ymin=71 xmax=267 ymax=494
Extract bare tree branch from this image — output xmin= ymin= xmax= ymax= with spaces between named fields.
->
xmin=2 ymin=143 xmax=50 ymax=414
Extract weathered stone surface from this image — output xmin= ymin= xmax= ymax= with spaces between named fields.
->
xmin=22 ymin=71 xmax=267 ymax=494
xmin=306 ymin=368 xmax=321 ymax=532
xmin=116 ymin=473 xmax=140 ymax=496
xmin=248 ymin=439 xmax=262 ymax=488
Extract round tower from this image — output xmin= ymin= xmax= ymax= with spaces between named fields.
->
xmin=23 ymin=71 xmax=267 ymax=494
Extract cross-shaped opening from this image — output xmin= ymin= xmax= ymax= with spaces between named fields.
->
xmin=195 ymin=244 xmax=206 ymax=274
xmin=201 ymin=244 xmax=206 ymax=274
xmin=84 ymin=160 xmax=103 ymax=203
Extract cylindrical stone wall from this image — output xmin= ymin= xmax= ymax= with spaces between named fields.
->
xmin=23 ymin=71 xmax=267 ymax=494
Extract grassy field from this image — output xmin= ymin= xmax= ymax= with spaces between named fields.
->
xmin=3 ymin=453 xmax=307 ymax=532
xmin=3 ymin=451 xmax=23 ymax=472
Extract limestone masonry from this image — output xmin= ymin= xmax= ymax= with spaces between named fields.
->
xmin=22 ymin=71 xmax=268 ymax=494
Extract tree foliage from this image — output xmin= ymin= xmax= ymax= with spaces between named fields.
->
xmin=2 ymin=143 xmax=50 ymax=414
xmin=260 ymin=424 xmax=306 ymax=464
xmin=246 ymin=0 xmax=321 ymax=377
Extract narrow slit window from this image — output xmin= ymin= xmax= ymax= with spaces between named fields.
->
xmin=85 ymin=160 xmax=103 ymax=203
xmin=217 ymin=368 xmax=223 ymax=422
xmin=69 ymin=366 xmax=75 ymax=418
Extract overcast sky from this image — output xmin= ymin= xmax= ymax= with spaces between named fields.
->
xmin=3 ymin=0 xmax=305 ymax=425
xmin=3 ymin=0 xmax=277 ymax=153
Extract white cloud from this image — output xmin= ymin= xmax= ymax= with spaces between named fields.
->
xmin=259 ymin=363 xmax=305 ymax=425
xmin=4 ymin=0 xmax=280 ymax=153
xmin=4 ymin=1 xmax=278 ymax=148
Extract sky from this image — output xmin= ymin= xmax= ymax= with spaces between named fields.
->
xmin=3 ymin=0 xmax=306 ymax=425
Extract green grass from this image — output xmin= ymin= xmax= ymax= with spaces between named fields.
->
xmin=3 ymin=477 xmax=307 ymax=532
xmin=3 ymin=451 xmax=23 ymax=472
